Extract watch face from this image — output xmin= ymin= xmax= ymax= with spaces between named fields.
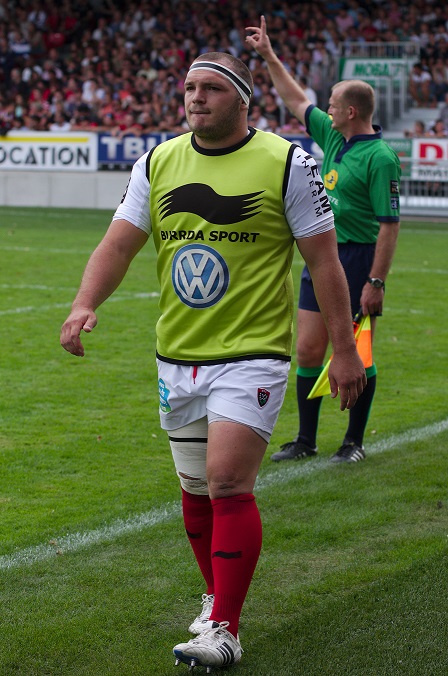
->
xmin=371 ymin=278 xmax=384 ymax=288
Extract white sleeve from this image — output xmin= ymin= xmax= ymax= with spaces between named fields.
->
xmin=284 ymin=145 xmax=334 ymax=239
xmin=112 ymin=152 xmax=151 ymax=235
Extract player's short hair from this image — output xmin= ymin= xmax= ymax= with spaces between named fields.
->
xmin=332 ymin=79 xmax=375 ymax=120
xmin=193 ymin=52 xmax=254 ymax=100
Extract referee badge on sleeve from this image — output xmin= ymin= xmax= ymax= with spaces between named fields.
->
xmin=390 ymin=180 xmax=399 ymax=193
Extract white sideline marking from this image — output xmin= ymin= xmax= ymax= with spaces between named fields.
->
xmin=0 ymin=505 xmax=181 ymax=570
xmin=1 ymin=419 xmax=447 ymax=570
xmin=0 ymin=245 xmax=152 ymax=258
xmin=0 ymin=292 xmax=160 ymax=316
xmin=1 ymin=284 xmax=74 ymax=291
xmin=257 ymin=418 xmax=448 ymax=489
xmin=1 ymin=245 xmax=94 ymax=255
xmin=392 ymin=266 xmax=447 ymax=275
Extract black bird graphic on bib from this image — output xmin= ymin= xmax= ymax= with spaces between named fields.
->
xmin=159 ymin=183 xmax=264 ymax=224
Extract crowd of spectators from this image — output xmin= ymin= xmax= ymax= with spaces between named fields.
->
xmin=404 ymin=96 xmax=448 ymax=138
xmin=0 ymin=0 xmax=448 ymax=138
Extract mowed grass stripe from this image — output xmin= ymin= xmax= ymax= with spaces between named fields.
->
xmin=1 ymin=418 xmax=446 ymax=571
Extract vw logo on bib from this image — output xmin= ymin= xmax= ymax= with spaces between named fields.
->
xmin=172 ymin=244 xmax=230 ymax=308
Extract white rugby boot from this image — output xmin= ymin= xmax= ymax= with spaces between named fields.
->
xmin=188 ymin=593 xmax=214 ymax=634
xmin=174 ymin=620 xmax=242 ymax=672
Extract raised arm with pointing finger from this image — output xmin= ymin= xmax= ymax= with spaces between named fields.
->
xmin=246 ymin=16 xmax=311 ymax=125
xmin=246 ymin=15 xmax=401 ymax=465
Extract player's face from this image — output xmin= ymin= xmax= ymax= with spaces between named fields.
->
xmin=184 ymin=69 xmax=245 ymax=147
xmin=327 ymin=89 xmax=350 ymax=134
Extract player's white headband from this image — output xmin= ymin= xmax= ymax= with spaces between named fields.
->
xmin=188 ymin=61 xmax=252 ymax=105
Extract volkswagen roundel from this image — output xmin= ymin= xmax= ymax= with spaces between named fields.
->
xmin=172 ymin=244 xmax=230 ymax=308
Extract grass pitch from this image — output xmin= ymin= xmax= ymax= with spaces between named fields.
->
xmin=0 ymin=208 xmax=447 ymax=675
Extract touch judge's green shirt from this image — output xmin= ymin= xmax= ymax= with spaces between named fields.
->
xmin=306 ymin=106 xmax=401 ymax=244
xmin=113 ymin=127 xmax=334 ymax=364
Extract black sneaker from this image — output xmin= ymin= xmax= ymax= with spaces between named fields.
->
xmin=270 ymin=438 xmax=317 ymax=462
xmin=330 ymin=442 xmax=365 ymax=463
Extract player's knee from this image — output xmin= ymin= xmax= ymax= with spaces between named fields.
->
xmin=207 ymin=471 xmax=246 ymax=497
xmin=178 ymin=472 xmax=209 ymax=495
xmin=296 ymin=338 xmax=326 ymax=367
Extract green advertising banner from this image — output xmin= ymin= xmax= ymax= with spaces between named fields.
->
xmin=339 ymin=58 xmax=411 ymax=84
xmin=385 ymin=138 xmax=412 ymax=178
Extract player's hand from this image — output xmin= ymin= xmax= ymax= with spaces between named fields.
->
xmin=360 ymin=282 xmax=384 ymax=317
xmin=245 ymin=16 xmax=273 ymax=59
xmin=328 ymin=349 xmax=367 ymax=411
xmin=60 ymin=308 xmax=97 ymax=357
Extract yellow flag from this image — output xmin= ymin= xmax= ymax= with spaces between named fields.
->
xmin=307 ymin=314 xmax=372 ymax=399
xmin=307 ymin=358 xmax=332 ymax=399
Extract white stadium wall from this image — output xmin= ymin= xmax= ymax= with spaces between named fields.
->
xmin=0 ymin=170 xmax=130 ymax=210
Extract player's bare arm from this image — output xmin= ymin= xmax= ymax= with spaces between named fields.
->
xmin=361 ymin=221 xmax=400 ymax=316
xmin=296 ymin=230 xmax=367 ymax=410
xmin=61 ymin=219 xmax=148 ymax=357
xmin=245 ymin=15 xmax=311 ymax=125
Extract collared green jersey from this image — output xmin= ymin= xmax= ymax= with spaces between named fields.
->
xmin=115 ymin=128 xmax=334 ymax=365
xmin=306 ymin=106 xmax=401 ymax=244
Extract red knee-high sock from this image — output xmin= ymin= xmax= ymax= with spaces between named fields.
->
xmin=209 ymin=493 xmax=262 ymax=638
xmin=181 ymin=489 xmax=214 ymax=595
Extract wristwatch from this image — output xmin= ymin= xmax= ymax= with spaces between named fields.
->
xmin=367 ymin=277 xmax=385 ymax=289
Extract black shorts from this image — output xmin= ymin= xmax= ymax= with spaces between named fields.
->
xmin=298 ymin=242 xmax=376 ymax=317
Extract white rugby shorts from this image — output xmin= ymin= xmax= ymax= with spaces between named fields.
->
xmin=157 ymin=358 xmax=290 ymax=438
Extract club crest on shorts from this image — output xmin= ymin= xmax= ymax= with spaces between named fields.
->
xmin=257 ymin=388 xmax=270 ymax=407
